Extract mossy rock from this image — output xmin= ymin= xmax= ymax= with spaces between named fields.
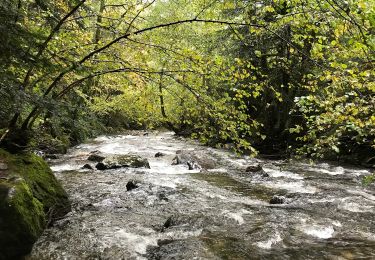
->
xmin=0 ymin=149 xmax=70 ymax=259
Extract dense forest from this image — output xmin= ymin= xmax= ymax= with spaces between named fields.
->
xmin=0 ymin=1 xmax=375 ymax=258
xmin=0 ymin=0 xmax=374 ymax=165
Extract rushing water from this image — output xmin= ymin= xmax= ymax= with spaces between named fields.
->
xmin=29 ymin=131 xmax=375 ymax=259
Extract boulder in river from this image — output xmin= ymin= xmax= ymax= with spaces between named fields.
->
xmin=187 ymin=161 xmax=201 ymax=170
xmin=269 ymin=195 xmax=285 ymax=204
xmin=245 ymin=163 xmax=263 ymax=172
xmin=0 ymin=149 xmax=70 ymax=259
xmin=171 ymin=150 xmax=216 ymax=170
xmin=126 ymin=180 xmax=139 ymax=191
xmin=87 ymin=153 xmax=105 ymax=162
xmin=95 ymin=154 xmax=150 ymax=170
xmin=82 ymin=164 xmax=93 ymax=170
xmin=245 ymin=163 xmax=269 ymax=177
xmin=155 ymin=152 xmax=165 ymax=158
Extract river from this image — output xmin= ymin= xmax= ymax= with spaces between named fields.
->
xmin=29 ymin=131 xmax=375 ymax=259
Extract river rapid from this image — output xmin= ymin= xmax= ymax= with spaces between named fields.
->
xmin=29 ymin=131 xmax=375 ymax=260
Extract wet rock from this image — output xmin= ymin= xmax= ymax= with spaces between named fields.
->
xmin=87 ymin=153 xmax=105 ymax=162
xmin=171 ymin=150 xmax=216 ymax=170
xmin=95 ymin=154 xmax=150 ymax=170
xmin=126 ymin=180 xmax=138 ymax=191
xmin=269 ymin=195 xmax=285 ymax=204
xmin=187 ymin=161 xmax=201 ymax=170
xmin=155 ymin=152 xmax=165 ymax=157
xmin=44 ymin=154 xmax=59 ymax=160
xmin=245 ymin=163 xmax=269 ymax=177
xmin=172 ymin=154 xmax=201 ymax=170
xmin=163 ymin=216 xmax=174 ymax=229
xmin=0 ymin=162 xmax=8 ymax=170
xmin=245 ymin=163 xmax=263 ymax=172
xmin=81 ymin=164 xmax=93 ymax=170
xmin=0 ymin=149 xmax=70 ymax=259
xmin=171 ymin=155 xmax=182 ymax=165
xmin=95 ymin=162 xmax=106 ymax=170
xmin=157 ymin=192 xmax=169 ymax=201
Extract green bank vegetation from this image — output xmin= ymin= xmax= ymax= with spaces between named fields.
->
xmin=0 ymin=0 xmax=374 ymax=165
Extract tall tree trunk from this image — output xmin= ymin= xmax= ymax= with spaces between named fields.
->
xmin=159 ymin=72 xmax=167 ymax=119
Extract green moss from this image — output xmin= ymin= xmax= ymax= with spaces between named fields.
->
xmin=0 ymin=178 xmax=46 ymax=258
xmin=0 ymin=149 xmax=70 ymax=259
xmin=0 ymin=149 xmax=70 ymax=218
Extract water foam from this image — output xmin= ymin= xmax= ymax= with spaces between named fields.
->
xmin=302 ymin=225 xmax=334 ymax=239
xmin=255 ymin=232 xmax=282 ymax=249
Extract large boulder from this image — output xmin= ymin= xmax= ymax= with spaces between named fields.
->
xmin=96 ymin=154 xmax=150 ymax=170
xmin=87 ymin=153 xmax=105 ymax=162
xmin=0 ymin=149 xmax=70 ymax=259
xmin=171 ymin=150 xmax=216 ymax=170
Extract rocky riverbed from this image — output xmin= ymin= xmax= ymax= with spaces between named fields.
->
xmin=29 ymin=131 xmax=375 ymax=259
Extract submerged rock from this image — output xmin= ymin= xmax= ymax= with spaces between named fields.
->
xmin=126 ymin=180 xmax=139 ymax=191
xmin=0 ymin=149 xmax=70 ymax=259
xmin=155 ymin=152 xmax=165 ymax=158
xmin=269 ymin=195 xmax=285 ymax=204
xmin=96 ymin=154 xmax=150 ymax=170
xmin=82 ymin=164 xmax=93 ymax=170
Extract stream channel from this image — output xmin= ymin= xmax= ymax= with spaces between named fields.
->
xmin=29 ymin=131 xmax=375 ymax=259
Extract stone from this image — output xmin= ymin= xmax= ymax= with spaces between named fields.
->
xmin=163 ymin=216 xmax=174 ymax=229
xmin=87 ymin=153 xmax=105 ymax=162
xmin=187 ymin=161 xmax=201 ymax=170
xmin=126 ymin=180 xmax=138 ymax=191
xmin=155 ymin=152 xmax=165 ymax=157
xmin=82 ymin=164 xmax=93 ymax=170
xmin=95 ymin=154 xmax=150 ymax=170
xmin=269 ymin=195 xmax=285 ymax=204
xmin=95 ymin=162 xmax=106 ymax=170
xmin=0 ymin=149 xmax=70 ymax=259
xmin=245 ymin=163 xmax=263 ymax=172
xmin=171 ymin=150 xmax=215 ymax=170
xmin=44 ymin=154 xmax=59 ymax=160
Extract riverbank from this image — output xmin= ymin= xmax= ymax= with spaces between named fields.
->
xmin=0 ymin=149 xmax=70 ymax=259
